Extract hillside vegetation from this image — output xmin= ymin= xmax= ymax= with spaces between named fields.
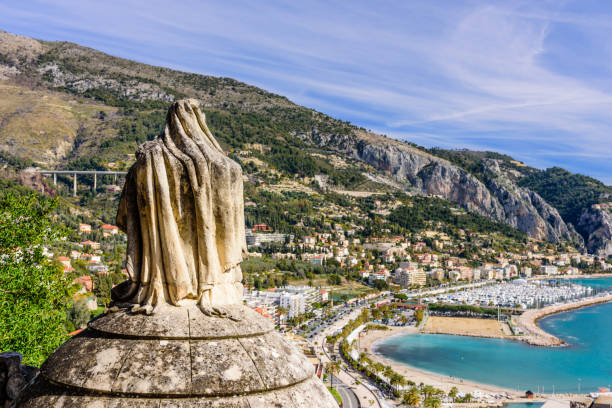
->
xmin=0 ymin=30 xmax=610 ymax=252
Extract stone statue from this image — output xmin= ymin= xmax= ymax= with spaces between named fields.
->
xmin=112 ymin=99 xmax=246 ymax=318
xmin=16 ymin=99 xmax=339 ymax=408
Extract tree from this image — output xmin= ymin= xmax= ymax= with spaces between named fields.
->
xmin=448 ymin=386 xmax=459 ymax=401
xmin=424 ymin=396 xmax=442 ymax=408
xmin=67 ymin=299 xmax=91 ymax=330
xmin=403 ymin=387 xmax=421 ymax=406
xmin=390 ymin=373 xmax=406 ymax=394
xmin=383 ymin=365 xmax=394 ymax=379
xmin=326 ymin=361 xmax=340 ymax=389
xmin=414 ymin=308 xmax=425 ymax=325
xmin=276 ymin=306 xmax=287 ymax=317
xmin=0 ymin=194 xmax=73 ymax=365
xmin=422 ymin=385 xmax=436 ymax=399
xmin=373 ymin=279 xmax=388 ymax=290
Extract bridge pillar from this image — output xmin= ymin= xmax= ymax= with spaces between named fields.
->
xmin=93 ymin=173 xmax=97 ymax=193
xmin=53 ymin=173 xmax=57 ymax=186
xmin=73 ymin=173 xmax=77 ymax=197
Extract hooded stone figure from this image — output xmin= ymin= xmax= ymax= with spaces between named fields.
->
xmin=112 ymin=99 xmax=247 ymax=318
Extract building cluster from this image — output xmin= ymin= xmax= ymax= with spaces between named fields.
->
xmin=50 ymin=222 xmax=126 ymax=307
xmin=243 ymin=285 xmax=329 ymax=326
xmin=245 ymin=211 xmax=611 ymax=293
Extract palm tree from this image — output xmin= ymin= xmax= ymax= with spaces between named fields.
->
xmin=424 ymin=396 xmax=442 ymax=408
xmin=326 ymin=361 xmax=340 ymax=389
xmin=390 ymin=373 xmax=407 ymax=394
xmin=403 ymin=387 xmax=421 ymax=407
xmin=358 ymin=352 xmax=371 ymax=367
xmin=422 ymin=385 xmax=436 ymax=399
xmin=383 ymin=365 xmax=394 ymax=380
xmin=448 ymin=386 xmax=458 ymax=401
xmin=371 ymin=362 xmax=384 ymax=376
xmin=396 ymin=374 xmax=407 ymax=392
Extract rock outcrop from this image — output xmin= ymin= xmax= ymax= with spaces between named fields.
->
xmin=482 ymin=160 xmax=583 ymax=245
xmin=578 ymin=205 xmax=612 ymax=257
xmin=0 ymin=352 xmax=38 ymax=407
xmin=308 ymin=130 xmax=580 ymax=244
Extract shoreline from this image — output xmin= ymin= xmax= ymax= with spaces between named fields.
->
xmin=516 ymin=293 xmax=612 ymax=346
xmin=360 ymin=326 xmax=526 ymax=397
xmin=532 ymin=273 xmax=612 ymax=279
xmin=357 ymin=293 xmax=612 ymax=399
xmin=360 ymin=326 xmax=588 ymax=404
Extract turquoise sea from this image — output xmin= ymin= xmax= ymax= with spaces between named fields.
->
xmin=376 ymin=278 xmax=612 ymax=394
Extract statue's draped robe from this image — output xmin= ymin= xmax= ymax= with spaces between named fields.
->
xmin=116 ymin=100 xmax=246 ymax=307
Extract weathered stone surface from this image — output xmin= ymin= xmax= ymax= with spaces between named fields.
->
xmin=107 ymin=400 xmax=161 ymax=408
xmin=190 ymin=338 xmax=264 ymax=395
xmin=42 ymin=336 xmax=129 ymax=392
xmin=1 ymin=351 xmax=36 ymax=406
xmin=240 ymin=332 xmax=313 ymax=389
xmin=246 ymin=390 xmax=297 ymax=408
xmin=227 ymin=306 xmax=274 ymax=336
xmin=112 ymin=340 xmax=191 ymax=395
xmin=188 ymin=307 xmax=239 ymax=339
xmin=160 ymin=398 xmax=249 ymax=408
xmin=90 ymin=304 xmax=273 ymax=340
xmin=114 ymin=99 xmax=246 ymax=314
xmin=288 ymin=377 xmax=340 ymax=407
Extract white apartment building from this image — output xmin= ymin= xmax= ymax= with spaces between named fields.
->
xmin=394 ymin=268 xmax=426 ymax=287
xmin=541 ymin=265 xmax=560 ymax=275
xmin=280 ymin=293 xmax=306 ymax=318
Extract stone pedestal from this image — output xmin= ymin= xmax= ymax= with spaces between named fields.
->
xmin=19 ymin=304 xmax=338 ymax=407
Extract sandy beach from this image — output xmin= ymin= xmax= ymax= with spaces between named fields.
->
xmin=358 ymin=294 xmax=612 ymax=399
xmin=423 ymin=316 xmax=512 ymax=339
xmin=359 ymin=326 xmax=524 ymax=397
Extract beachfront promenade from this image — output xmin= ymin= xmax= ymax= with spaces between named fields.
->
xmin=312 ymin=306 xmax=386 ymax=408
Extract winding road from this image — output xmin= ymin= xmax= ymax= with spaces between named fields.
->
xmin=332 ymin=375 xmax=360 ymax=408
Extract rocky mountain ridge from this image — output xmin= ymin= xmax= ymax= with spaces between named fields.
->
xmin=579 ymin=205 xmax=612 ymax=257
xmin=306 ymin=131 xmax=583 ymax=246
xmin=0 ymin=30 xmax=609 ymax=254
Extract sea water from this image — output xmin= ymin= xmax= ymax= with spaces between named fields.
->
xmin=376 ymin=278 xmax=612 ymax=393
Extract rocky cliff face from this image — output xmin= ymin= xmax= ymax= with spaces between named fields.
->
xmin=482 ymin=160 xmax=583 ymax=246
xmin=578 ymin=206 xmax=612 ymax=257
xmin=309 ymin=131 xmax=582 ymax=245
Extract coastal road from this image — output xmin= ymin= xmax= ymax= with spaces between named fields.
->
xmin=331 ymin=375 xmax=359 ymax=408
xmin=313 ymin=306 xmax=383 ymax=408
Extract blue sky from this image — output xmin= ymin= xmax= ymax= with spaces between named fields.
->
xmin=1 ymin=0 xmax=611 ymax=184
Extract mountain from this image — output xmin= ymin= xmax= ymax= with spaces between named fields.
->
xmin=578 ymin=204 xmax=612 ymax=257
xmin=0 ymin=30 xmax=610 ymax=254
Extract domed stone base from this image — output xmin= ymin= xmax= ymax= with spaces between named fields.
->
xmin=18 ymin=304 xmax=338 ymax=408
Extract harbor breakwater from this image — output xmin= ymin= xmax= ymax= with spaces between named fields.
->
xmin=516 ymin=293 xmax=612 ymax=346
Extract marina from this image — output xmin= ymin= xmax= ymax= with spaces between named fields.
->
xmin=374 ymin=282 xmax=612 ymax=394
xmin=422 ymin=279 xmax=605 ymax=309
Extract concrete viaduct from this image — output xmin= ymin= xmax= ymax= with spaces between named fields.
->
xmin=36 ymin=170 xmax=127 ymax=197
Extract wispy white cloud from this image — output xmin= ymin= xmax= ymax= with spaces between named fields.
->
xmin=0 ymin=0 xmax=610 ymax=183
